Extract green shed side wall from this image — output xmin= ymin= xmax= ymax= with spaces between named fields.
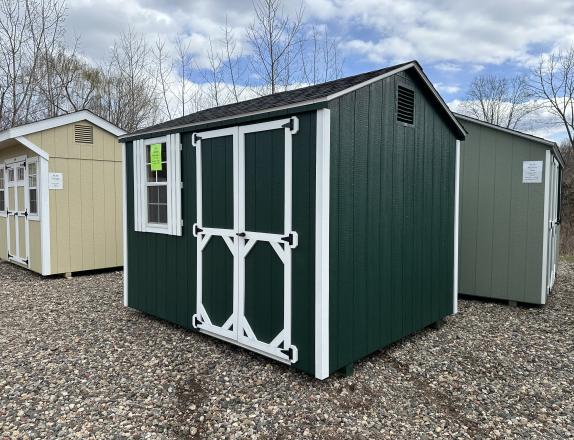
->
xmin=126 ymin=111 xmax=317 ymax=375
xmin=458 ymin=119 xmax=547 ymax=304
xmin=328 ymin=71 xmax=457 ymax=373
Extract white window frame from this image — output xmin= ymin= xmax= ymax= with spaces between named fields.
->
xmin=0 ymin=164 xmax=5 ymax=217
xmin=27 ymin=157 xmax=40 ymax=221
xmin=133 ymin=134 xmax=182 ymax=236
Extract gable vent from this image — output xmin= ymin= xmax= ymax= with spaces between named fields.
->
xmin=397 ymin=85 xmax=415 ymax=125
xmin=74 ymin=124 xmax=93 ymax=143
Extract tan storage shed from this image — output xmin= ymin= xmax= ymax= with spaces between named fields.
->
xmin=0 ymin=110 xmax=125 ymax=276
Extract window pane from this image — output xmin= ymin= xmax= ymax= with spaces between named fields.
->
xmin=158 ymin=186 xmax=167 ymax=203
xmin=158 ymin=204 xmax=167 ymax=223
xmin=0 ymin=191 xmax=4 ymax=211
xmin=146 ymin=145 xmax=151 ymax=163
xmin=156 ymin=166 xmax=167 ymax=182
xmin=147 ymin=164 xmax=155 ymax=182
xmin=8 ymin=169 xmax=14 ymax=182
xmin=29 ymin=175 xmax=37 ymax=188
xmin=17 ymin=167 xmax=24 ymax=181
xmin=147 ymin=186 xmax=158 ymax=203
xmin=29 ymin=162 xmax=36 ymax=175
xmin=29 ymin=189 xmax=37 ymax=214
xmin=148 ymin=203 xmax=158 ymax=223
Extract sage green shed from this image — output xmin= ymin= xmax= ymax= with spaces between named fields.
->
xmin=456 ymin=114 xmax=563 ymax=305
xmin=120 ymin=61 xmax=466 ymax=379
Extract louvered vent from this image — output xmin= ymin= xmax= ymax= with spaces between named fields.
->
xmin=397 ymin=85 xmax=415 ymax=125
xmin=74 ymin=124 xmax=93 ymax=143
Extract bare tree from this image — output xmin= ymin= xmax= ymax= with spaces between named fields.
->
xmin=0 ymin=0 xmax=66 ymax=128
xmin=457 ymin=74 xmax=538 ymax=130
xmin=300 ymin=25 xmax=343 ymax=85
xmin=154 ymin=37 xmax=174 ymax=120
xmin=530 ymin=47 xmax=574 ymax=148
xmin=246 ymin=0 xmax=304 ymax=94
xmin=199 ymin=38 xmax=225 ymax=107
xmin=221 ymin=17 xmax=247 ymax=103
xmin=173 ymin=35 xmax=195 ymax=117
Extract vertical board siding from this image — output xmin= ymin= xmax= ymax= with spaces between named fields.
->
xmin=458 ymin=120 xmax=546 ymax=303
xmin=329 ymin=72 xmax=457 ymax=373
xmin=126 ymin=112 xmax=316 ymax=375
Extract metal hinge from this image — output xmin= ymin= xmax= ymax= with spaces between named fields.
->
xmin=282 ymin=119 xmax=294 ymax=131
xmin=280 ymin=345 xmax=298 ymax=363
xmin=192 ymin=314 xmax=203 ymax=329
xmin=193 ymin=133 xmax=202 ymax=146
xmin=193 ymin=223 xmax=203 ymax=236
xmin=281 ymin=231 xmax=298 ymax=248
xmin=24 ymin=210 xmax=28 ymax=218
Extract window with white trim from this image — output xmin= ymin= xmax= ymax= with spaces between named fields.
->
xmin=28 ymin=158 xmax=38 ymax=217
xmin=133 ymin=135 xmax=182 ymax=235
xmin=0 ymin=165 xmax=5 ymax=214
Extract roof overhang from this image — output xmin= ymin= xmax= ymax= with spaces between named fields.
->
xmin=455 ymin=113 xmax=565 ymax=168
xmin=120 ymin=61 xmax=467 ymax=142
xmin=0 ymin=110 xmax=126 ymax=144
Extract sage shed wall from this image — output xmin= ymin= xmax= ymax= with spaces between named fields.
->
xmin=328 ymin=70 xmax=457 ymax=374
xmin=458 ymin=117 xmax=553 ymax=304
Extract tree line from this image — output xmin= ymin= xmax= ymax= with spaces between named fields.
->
xmin=0 ymin=0 xmax=343 ymax=132
xmin=457 ymin=47 xmax=574 ymax=148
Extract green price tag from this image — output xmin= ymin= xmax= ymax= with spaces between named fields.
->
xmin=150 ymin=144 xmax=162 ymax=171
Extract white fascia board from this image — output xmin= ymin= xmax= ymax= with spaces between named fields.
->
xmin=15 ymin=136 xmax=49 ymax=160
xmin=0 ymin=110 xmax=126 ymax=143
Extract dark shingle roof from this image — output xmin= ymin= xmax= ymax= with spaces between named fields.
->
xmin=124 ymin=61 xmax=414 ymax=139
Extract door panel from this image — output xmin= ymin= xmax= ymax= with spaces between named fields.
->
xmin=5 ymin=161 xmax=28 ymax=265
xmin=243 ymin=241 xmax=285 ymax=344
xmin=244 ymin=129 xmax=285 ymax=234
xmin=194 ymin=129 xmax=238 ymax=341
xmin=8 ymin=186 xmax=16 ymax=258
xmin=202 ymin=237 xmax=234 ymax=327
xmin=202 ymin=136 xmax=234 ymax=229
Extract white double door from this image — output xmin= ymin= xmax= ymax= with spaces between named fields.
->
xmin=5 ymin=158 xmax=29 ymax=266
xmin=192 ymin=118 xmax=299 ymax=364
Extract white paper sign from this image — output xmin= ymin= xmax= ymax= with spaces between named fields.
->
xmin=49 ymin=172 xmax=64 ymax=190
xmin=522 ymin=161 xmax=543 ymax=183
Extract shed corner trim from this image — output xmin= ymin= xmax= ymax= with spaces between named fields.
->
xmin=315 ymin=108 xmax=330 ymax=379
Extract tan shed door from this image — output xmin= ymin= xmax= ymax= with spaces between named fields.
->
xmin=6 ymin=160 xmax=29 ymax=266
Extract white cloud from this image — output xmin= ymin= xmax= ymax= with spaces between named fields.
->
xmin=434 ymin=83 xmax=460 ymax=94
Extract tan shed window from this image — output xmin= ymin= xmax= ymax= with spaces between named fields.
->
xmin=74 ymin=124 xmax=94 ymax=144
xmin=28 ymin=160 xmax=38 ymax=216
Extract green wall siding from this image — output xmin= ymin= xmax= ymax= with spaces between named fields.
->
xmin=126 ymin=111 xmax=317 ymax=375
xmin=458 ymin=119 xmax=547 ymax=303
xmin=328 ymin=71 xmax=457 ymax=373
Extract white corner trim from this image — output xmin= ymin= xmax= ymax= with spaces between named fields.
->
xmin=0 ymin=110 xmax=125 ymax=144
xmin=39 ymin=157 xmax=51 ymax=275
xmin=15 ymin=136 xmax=49 ymax=160
xmin=541 ymin=150 xmax=551 ymax=304
xmin=315 ymin=108 xmax=330 ymax=380
xmin=453 ymin=140 xmax=461 ymax=314
xmin=122 ymin=142 xmax=128 ymax=306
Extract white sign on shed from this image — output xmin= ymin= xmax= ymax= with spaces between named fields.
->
xmin=522 ymin=161 xmax=543 ymax=183
xmin=49 ymin=172 xmax=64 ymax=190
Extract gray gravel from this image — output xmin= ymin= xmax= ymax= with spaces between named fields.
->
xmin=0 ymin=260 xmax=573 ymax=439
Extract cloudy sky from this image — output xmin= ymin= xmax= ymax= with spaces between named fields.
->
xmin=65 ymin=0 xmax=574 ymax=141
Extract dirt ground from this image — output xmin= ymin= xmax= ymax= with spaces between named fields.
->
xmin=0 ymin=260 xmax=572 ymax=439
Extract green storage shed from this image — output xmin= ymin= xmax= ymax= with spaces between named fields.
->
xmin=456 ymin=114 xmax=563 ymax=305
xmin=120 ymin=61 xmax=466 ymax=379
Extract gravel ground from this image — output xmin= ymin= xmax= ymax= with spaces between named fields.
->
xmin=0 ymin=260 xmax=573 ymax=439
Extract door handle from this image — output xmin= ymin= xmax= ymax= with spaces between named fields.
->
xmin=236 ymin=232 xmax=246 ymax=237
